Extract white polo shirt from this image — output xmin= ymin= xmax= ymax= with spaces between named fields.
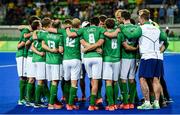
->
xmin=139 ymin=22 xmax=161 ymax=60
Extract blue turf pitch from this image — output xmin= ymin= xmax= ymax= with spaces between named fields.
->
xmin=0 ymin=52 xmax=180 ymax=114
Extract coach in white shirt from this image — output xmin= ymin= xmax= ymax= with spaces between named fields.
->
xmin=137 ymin=12 xmax=163 ymax=110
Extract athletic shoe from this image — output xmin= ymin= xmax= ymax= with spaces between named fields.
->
xmin=114 ymin=104 xmax=119 ymax=110
xmin=137 ymin=101 xmax=152 ymax=110
xmin=18 ymin=99 xmax=27 ymax=105
xmin=66 ymin=104 xmax=79 ymax=110
xmin=25 ymin=102 xmax=35 ymax=107
xmin=119 ymin=104 xmax=130 ymax=109
xmin=166 ymin=98 xmax=173 ymax=103
xmin=48 ymin=103 xmax=63 ymax=110
xmin=96 ymin=98 xmax=103 ymax=105
xmin=34 ymin=103 xmax=47 ymax=108
xmin=88 ymin=105 xmax=99 ymax=111
xmin=48 ymin=104 xmax=54 ymax=110
xmin=152 ymin=100 xmax=160 ymax=109
xmin=105 ymin=105 xmax=115 ymax=111
xmin=129 ymin=103 xmax=135 ymax=109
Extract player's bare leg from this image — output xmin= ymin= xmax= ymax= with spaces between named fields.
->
xmin=152 ymin=77 xmax=161 ymax=109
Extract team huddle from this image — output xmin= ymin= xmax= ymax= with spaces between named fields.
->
xmin=16 ymin=9 xmax=171 ymax=111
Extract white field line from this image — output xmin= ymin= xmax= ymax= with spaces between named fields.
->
xmin=0 ymin=64 xmax=16 ymax=68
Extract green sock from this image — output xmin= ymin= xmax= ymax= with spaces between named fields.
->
xmin=122 ymin=82 xmax=128 ymax=104
xmin=64 ymin=81 xmax=71 ymax=103
xmin=24 ymin=80 xmax=28 ymax=98
xmin=129 ymin=81 xmax=136 ymax=104
xmin=68 ymin=87 xmax=77 ymax=105
xmin=43 ymin=83 xmax=50 ymax=101
xmin=19 ymin=80 xmax=26 ymax=100
xmin=90 ymin=94 xmax=96 ymax=105
xmin=118 ymin=80 xmax=123 ymax=98
xmin=49 ymin=85 xmax=57 ymax=105
xmin=32 ymin=83 xmax=35 ymax=102
xmin=35 ymin=85 xmax=43 ymax=104
xmin=150 ymin=95 xmax=155 ymax=103
xmin=106 ymin=85 xmax=114 ymax=105
xmin=97 ymin=80 xmax=102 ymax=99
xmin=113 ymin=82 xmax=119 ymax=104
xmin=26 ymin=83 xmax=33 ymax=102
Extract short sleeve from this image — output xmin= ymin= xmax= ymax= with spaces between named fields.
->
xmin=59 ymin=35 xmax=64 ymax=47
xmin=57 ymin=28 xmax=66 ymax=34
xmin=159 ymin=30 xmax=169 ymax=49
xmin=22 ymin=28 xmax=30 ymax=35
xmin=77 ymin=28 xmax=84 ymax=36
xmin=100 ymin=27 xmax=106 ymax=34
xmin=119 ymin=33 xmax=125 ymax=43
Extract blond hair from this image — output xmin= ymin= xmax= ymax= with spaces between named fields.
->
xmin=138 ymin=9 xmax=150 ymax=16
xmin=72 ymin=18 xmax=81 ymax=28
xmin=115 ymin=9 xmax=124 ymax=18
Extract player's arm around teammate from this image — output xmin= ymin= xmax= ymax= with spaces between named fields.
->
xmin=16 ymin=16 xmax=40 ymax=105
xmin=102 ymin=18 xmax=123 ymax=111
xmin=59 ymin=18 xmax=82 ymax=110
xmin=41 ymin=19 xmax=63 ymax=110
xmin=25 ymin=19 xmax=42 ymax=106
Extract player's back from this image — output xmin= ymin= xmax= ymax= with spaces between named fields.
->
xmin=139 ymin=24 xmax=160 ymax=54
xmin=82 ymin=25 xmax=103 ymax=44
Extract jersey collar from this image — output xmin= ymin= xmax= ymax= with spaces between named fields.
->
xmin=144 ymin=21 xmax=151 ymax=25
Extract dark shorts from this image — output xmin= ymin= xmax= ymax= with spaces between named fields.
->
xmin=139 ymin=59 xmax=164 ymax=78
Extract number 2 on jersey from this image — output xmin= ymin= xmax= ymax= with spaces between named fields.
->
xmin=66 ymin=37 xmax=75 ymax=47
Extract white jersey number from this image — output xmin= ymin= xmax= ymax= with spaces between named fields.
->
xmin=48 ymin=40 xmax=55 ymax=49
xmin=89 ymin=33 xmax=95 ymax=44
xmin=66 ymin=37 xmax=75 ymax=47
xmin=111 ymin=39 xmax=117 ymax=49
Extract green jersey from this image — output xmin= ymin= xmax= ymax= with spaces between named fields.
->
xmin=121 ymin=23 xmax=141 ymax=59
xmin=44 ymin=32 xmax=63 ymax=64
xmin=27 ymin=36 xmax=33 ymax=57
xmin=32 ymin=30 xmax=46 ymax=62
xmin=77 ymin=25 xmax=105 ymax=58
xmin=58 ymin=28 xmax=81 ymax=60
xmin=159 ymin=29 xmax=169 ymax=50
xmin=103 ymin=29 xmax=124 ymax=62
xmin=16 ymin=28 xmax=30 ymax=57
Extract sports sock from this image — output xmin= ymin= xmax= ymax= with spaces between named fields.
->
xmin=113 ymin=82 xmax=119 ymax=104
xmin=43 ymin=83 xmax=50 ymax=101
xmin=97 ymin=80 xmax=102 ymax=99
xmin=64 ymin=81 xmax=71 ymax=103
xmin=68 ymin=87 xmax=77 ymax=105
xmin=122 ymin=82 xmax=128 ymax=104
xmin=35 ymin=85 xmax=43 ymax=104
xmin=26 ymin=83 xmax=34 ymax=102
xmin=90 ymin=94 xmax=96 ymax=106
xmin=106 ymin=85 xmax=114 ymax=105
xmin=19 ymin=80 xmax=26 ymax=100
xmin=49 ymin=85 xmax=57 ymax=105
xmin=118 ymin=80 xmax=123 ymax=99
xmin=129 ymin=81 xmax=136 ymax=104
